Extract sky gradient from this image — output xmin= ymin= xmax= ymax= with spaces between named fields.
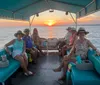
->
xmin=0 ymin=10 xmax=100 ymax=27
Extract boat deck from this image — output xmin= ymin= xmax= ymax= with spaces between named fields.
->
xmin=10 ymin=53 xmax=71 ymax=85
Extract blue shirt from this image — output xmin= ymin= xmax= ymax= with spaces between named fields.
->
xmin=23 ymin=36 xmax=33 ymax=48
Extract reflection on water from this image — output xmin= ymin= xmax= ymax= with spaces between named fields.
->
xmin=48 ymin=27 xmax=53 ymax=38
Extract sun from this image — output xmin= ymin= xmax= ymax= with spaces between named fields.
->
xmin=44 ymin=20 xmax=56 ymax=26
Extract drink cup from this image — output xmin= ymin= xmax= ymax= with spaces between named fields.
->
xmin=1 ymin=55 xmax=7 ymax=62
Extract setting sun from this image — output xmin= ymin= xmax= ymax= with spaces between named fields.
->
xmin=44 ymin=20 xmax=56 ymax=26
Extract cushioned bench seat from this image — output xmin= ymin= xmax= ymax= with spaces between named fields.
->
xmin=0 ymin=58 xmax=20 ymax=83
xmin=71 ymin=66 xmax=100 ymax=85
xmin=88 ymin=50 xmax=100 ymax=75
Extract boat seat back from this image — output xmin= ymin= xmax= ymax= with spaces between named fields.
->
xmin=47 ymin=38 xmax=58 ymax=47
xmin=0 ymin=46 xmax=20 ymax=83
xmin=88 ymin=49 xmax=100 ymax=75
xmin=41 ymin=38 xmax=58 ymax=50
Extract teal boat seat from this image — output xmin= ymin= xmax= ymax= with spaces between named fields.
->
xmin=88 ymin=50 xmax=100 ymax=75
xmin=67 ymin=49 xmax=100 ymax=85
xmin=0 ymin=58 xmax=20 ymax=82
xmin=0 ymin=46 xmax=20 ymax=84
xmin=71 ymin=66 xmax=100 ymax=85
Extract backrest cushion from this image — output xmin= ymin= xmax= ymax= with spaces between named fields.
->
xmin=88 ymin=49 xmax=100 ymax=74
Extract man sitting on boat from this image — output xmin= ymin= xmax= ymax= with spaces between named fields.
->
xmin=60 ymin=27 xmax=77 ymax=57
xmin=23 ymin=28 xmax=38 ymax=64
xmin=55 ymin=27 xmax=72 ymax=56
xmin=53 ymin=27 xmax=100 ymax=80
xmin=5 ymin=30 xmax=34 ymax=76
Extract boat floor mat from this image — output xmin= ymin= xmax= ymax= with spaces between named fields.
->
xmin=11 ymin=55 xmax=71 ymax=85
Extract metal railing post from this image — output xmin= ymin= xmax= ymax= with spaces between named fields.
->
xmin=69 ymin=12 xmax=78 ymax=29
xmin=76 ymin=14 xmax=78 ymax=30
xmin=46 ymin=40 xmax=49 ymax=56
xmin=29 ymin=15 xmax=35 ymax=35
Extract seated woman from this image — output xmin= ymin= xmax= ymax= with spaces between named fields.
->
xmin=31 ymin=28 xmax=45 ymax=56
xmin=5 ymin=30 xmax=34 ymax=76
xmin=61 ymin=27 xmax=77 ymax=57
xmin=53 ymin=27 xmax=100 ymax=80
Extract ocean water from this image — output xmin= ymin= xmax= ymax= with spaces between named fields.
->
xmin=0 ymin=26 xmax=100 ymax=50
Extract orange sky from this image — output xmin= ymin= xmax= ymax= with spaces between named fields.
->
xmin=0 ymin=10 xmax=100 ymax=27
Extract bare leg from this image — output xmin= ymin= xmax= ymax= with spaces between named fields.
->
xmin=30 ymin=49 xmax=38 ymax=63
xmin=53 ymin=55 xmax=67 ymax=72
xmin=33 ymin=48 xmax=38 ymax=61
xmin=59 ymin=58 xmax=75 ymax=80
xmin=53 ymin=62 xmax=64 ymax=72
xmin=61 ymin=45 xmax=67 ymax=57
xmin=30 ymin=50 xmax=35 ymax=61
xmin=37 ymin=45 xmax=45 ymax=55
xmin=23 ymin=54 xmax=28 ymax=67
xmin=14 ymin=56 xmax=29 ymax=73
xmin=63 ymin=60 xmax=68 ymax=76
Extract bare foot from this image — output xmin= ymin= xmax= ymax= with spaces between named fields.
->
xmin=53 ymin=68 xmax=61 ymax=72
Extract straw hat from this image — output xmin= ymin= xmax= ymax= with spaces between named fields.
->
xmin=24 ymin=28 xmax=30 ymax=33
xmin=14 ymin=30 xmax=24 ymax=37
xmin=77 ymin=27 xmax=89 ymax=35
xmin=66 ymin=27 xmax=72 ymax=30
xmin=71 ymin=27 xmax=76 ymax=31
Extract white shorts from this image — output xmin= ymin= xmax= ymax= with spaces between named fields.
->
xmin=12 ymin=50 xmax=22 ymax=58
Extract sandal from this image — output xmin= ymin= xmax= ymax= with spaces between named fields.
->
xmin=24 ymin=71 xmax=35 ymax=76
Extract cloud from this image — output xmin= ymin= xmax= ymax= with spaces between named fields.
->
xmin=77 ymin=14 xmax=100 ymax=24
xmin=0 ymin=19 xmax=28 ymax=27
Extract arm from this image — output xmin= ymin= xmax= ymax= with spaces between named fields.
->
xmin=68 ymin=44 xmax=75 ymax=57
xmin=71 ymin=34 xmax=78 ymax=46
xmin=5 ymin=39 xmax=15 ymax=47
xmin=64 ymin=42 xmax=76 ymax=60
xmin=88 ymin=40 xmax=97 ymax=50
xmin=22 ymin=41 xmax=26 ymax=53
xmin=5 ymin=39 xmax=15 ymax=54
xmin=88 ymin=40 xmax=100 ymax=55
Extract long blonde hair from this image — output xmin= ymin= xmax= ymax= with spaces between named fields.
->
xmin=32 ymin=28 xmax=40 ymax=45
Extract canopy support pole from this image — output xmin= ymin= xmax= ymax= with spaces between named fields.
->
xmin=69 ymin=12 xmax=77 ymax=29
xmin=76 ymin=15 xmax=77 ymax=29
xmin=29 ymin=15 xmax=35 ymax=35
